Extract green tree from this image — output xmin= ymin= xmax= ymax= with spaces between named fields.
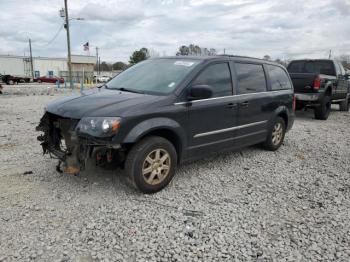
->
xmin=112 ymin=61 xmax=128 ymax=70
xmin=188 ymin=44 xmax=201 ymax=55
xmin=176 ymin=45 xmax=190 ymax=56
xmin=98 ymin=61 xmax=112 ymax=71
xmin=274 ymin=58 xmax=284 ymax=66
xmin=263 ymin=55 xmax=271 ymax=61
xmin=129 ymin=48 xmax=150 ymax=64
xmin=176 ymin=44 xmax=216 ymax=56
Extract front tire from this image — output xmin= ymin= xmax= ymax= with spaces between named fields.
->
xmin=263 ymin=117 xmax=286 ymax=151
xmin=314 ymin=95 xmax=331 ymax=120
xmin=339 ymin=95 xmax=350 ymax=112
xmin=125 ymin=136 xmax=177 ymax=194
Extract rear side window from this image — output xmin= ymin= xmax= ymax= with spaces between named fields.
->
xmin=235 ymin=63 xmax=267 ymax=94
xmin=266 ymin=65 xmax=292 ymax=90
xmin=287 ymin=61 xmax=336 ymax=75
xmin=192 ymin=63 xmax=232 ymax=98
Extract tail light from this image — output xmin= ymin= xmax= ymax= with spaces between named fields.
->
xmin=292 ymin=94 xmax=296 ymax=111
xmin=313 ymin=75 xmax=322 ymax=90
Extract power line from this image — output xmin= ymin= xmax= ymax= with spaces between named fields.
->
xmin=33 ymin=23 xmax=64 ymax=48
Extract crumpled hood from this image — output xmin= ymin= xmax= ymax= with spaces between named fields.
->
xmin=46 ymin=88 xmax=161 ymax=119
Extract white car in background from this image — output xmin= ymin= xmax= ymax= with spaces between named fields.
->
xmin=95 ymin=75 xmax=111 ymax=83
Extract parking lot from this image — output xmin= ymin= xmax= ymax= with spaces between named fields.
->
xmin=0 ymin=86 xmax=350 ymax=261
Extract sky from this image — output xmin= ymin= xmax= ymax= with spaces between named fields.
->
xmin=0 ymin=0 xmax=349 ymax=63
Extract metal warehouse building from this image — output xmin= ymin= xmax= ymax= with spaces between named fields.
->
xmin=0 ymin=54 xmax=96 ymax=83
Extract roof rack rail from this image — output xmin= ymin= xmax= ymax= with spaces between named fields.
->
xmin=218 ymin=54 xmax=267 ymax=61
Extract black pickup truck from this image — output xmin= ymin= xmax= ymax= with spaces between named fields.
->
xmin=0 ymin=74 xmax=31 ymax=85
xmin=287 ymin=59 xmax=349 ymax=120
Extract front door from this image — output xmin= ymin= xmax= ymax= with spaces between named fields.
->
xmin=187 ymin=62 xmax=238 ymax=157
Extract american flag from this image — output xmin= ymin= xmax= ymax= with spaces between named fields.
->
xmin=83 ymin=42 xmax=89 ymax=51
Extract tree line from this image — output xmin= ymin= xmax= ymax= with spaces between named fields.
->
xmin=95 ymin=45 xmax=350 ymax=71
xmin=95 ymin=44 xmax=218 ymax=71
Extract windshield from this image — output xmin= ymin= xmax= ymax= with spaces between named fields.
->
xmin=287 ymin=60 xmax=336 ymax=75
xmin=106 ymin=59 xmax=200 ymax=94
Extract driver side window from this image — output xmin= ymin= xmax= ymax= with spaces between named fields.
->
xmin=191 ymin=63 xmax=233 ymax=98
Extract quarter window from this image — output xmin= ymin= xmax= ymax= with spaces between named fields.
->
xmin=235 ymin=63 xmax=267 ymax=94
xmin=266 ymin=65 xmax=292 ymax=90
xmin=191 ymin=63 xmax=232 ymax=98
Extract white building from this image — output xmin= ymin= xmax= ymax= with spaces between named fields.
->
xmin=0 ymin=54 xmax=96 ymax=82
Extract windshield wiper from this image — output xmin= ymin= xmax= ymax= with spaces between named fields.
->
xmin=98 ymin=83 xmax=108 ymax=89
xmin=114 ymin=87 xmax=145 ymax=94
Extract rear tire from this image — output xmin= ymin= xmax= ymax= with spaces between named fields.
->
xmin=314 ymin=95 xmax=331 ymax=120
xmin=263 ymin=117 xmax=286 ymax=151
xmin=339 ymin=95 xmax=350 ymax=112
xmin=125 ymin=136 xmax=177 ymax=194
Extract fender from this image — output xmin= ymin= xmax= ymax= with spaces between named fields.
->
xmin=122 ymin=117 xmax=187 ymax=146
xmin=324 ymin=81 xmax=333 ymax=96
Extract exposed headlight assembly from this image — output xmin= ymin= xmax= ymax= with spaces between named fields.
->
xmin=76 ymin=117 xmax=121 ymax=137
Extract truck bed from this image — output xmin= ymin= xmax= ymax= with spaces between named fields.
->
xmin=289 ymin=73 xmax=335 ymax=93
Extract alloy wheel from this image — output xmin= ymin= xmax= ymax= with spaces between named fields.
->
xmin=142 ymin=148 xmax=171 ymax=185
xmin=272 ymin=122 xmax=283 ymax=146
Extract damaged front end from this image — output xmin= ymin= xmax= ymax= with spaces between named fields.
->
xmin=36 ymin=112 xmax=123 ymax=175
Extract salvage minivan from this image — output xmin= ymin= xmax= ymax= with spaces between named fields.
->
xmin=37 ymin=56 xmax=295 ymax=193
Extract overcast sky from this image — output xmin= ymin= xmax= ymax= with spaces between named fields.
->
xmin=0 ymin=0 xmax=349 ymax=63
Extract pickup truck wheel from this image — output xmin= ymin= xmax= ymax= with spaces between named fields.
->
xmin=125 ymin=136 xmax=177 ymax=194
xmin=314 ymin=95 xmax=331 ymax=120
xmin=339 ymin=96 xmax=350 ymax=111
xmin=263 ymin=117 xmax=286 ymax=151
xmin=8 ymin=80 xmax=14 ymax=85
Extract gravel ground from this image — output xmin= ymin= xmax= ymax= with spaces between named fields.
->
xmin=0 ymin=89 xmax=350 ymax=262
xmin=0 ymin=83 xmax=97 ymax=96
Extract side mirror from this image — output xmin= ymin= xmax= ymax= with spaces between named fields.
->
xmin=188 ymin=85 xmax=213 ymax=100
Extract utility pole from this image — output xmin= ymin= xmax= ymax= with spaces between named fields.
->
xmin=95 ymin=47 xmax=99 ymax=75
xmin=329 ymin=49 xmax=332 ymax=59
xmin=28 ymin=39 xmax=34 ymax=79
xmin=64 ymin=0 xmax=73 ymax=89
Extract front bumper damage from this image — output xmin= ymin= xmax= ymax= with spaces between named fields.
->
xmin=36 ymin=112 xmax=123 ymax=175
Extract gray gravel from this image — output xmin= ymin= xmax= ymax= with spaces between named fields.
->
xmin=0 ymin=83 xmax=97 ymax=96
xmin=0 ymin=90 xmax=350 ymax=262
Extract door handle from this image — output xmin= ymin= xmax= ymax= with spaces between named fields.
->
xmin=239 ymin=101 xmax=249 ymax=108
xmin=226 ymin=103 xmax=238 ymax=109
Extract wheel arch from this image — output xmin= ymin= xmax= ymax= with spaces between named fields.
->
xmin=277 ymin=111 xmax=288 ymax=128
xmin=122 ymin=118 xmax=186 ymax=163
xmin=271 ymin=106 xmax=290 ymax=130
xmin=324 ymin=82 xmax=333 ymax=97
